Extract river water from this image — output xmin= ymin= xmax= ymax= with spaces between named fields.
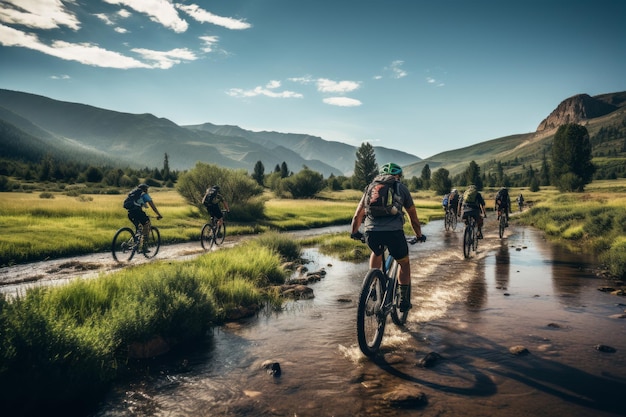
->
xmin=92 ymin=220 xmax=626 ymax=417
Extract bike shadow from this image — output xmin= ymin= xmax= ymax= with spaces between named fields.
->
xmin=369 ymin=326 xmax=626 ymax=415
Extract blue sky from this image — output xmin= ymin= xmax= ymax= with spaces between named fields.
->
xmin=0 ymin=0 xmax=625 ymax=160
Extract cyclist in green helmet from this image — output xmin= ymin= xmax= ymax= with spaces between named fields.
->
xmin=350 ymin=162 xmax=423 ymax=312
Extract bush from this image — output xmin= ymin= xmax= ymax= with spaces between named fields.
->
xmin=583 ymin=212 xmax=613 ymax=237
xmin=39 ymin=192 xmax=54 ymax=199
xmin=607 ymin=240 xmax=626 ymax=279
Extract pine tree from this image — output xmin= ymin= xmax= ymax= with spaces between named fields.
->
xmin=551 ymin=124 xmax=595 ymax=191
xmin=352 ymin=142 xmax=378 ymax=190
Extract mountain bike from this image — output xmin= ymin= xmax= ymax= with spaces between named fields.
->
xmin=498 ymin=209 xmax=507 ymax=239
xmin=353 ymin=233 xmax=427 ymax=357
xmin=112 ymin=219 xmax=161 ymax=262
xmin=444 ymin=207 xmax=457 ymax=231
xmin=462 ymin=214 xmax=479 ymax=258
xmin=201 ymin=210 xmax=227 ymax=250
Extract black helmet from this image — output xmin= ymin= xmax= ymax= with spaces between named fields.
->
xmin=379 ymin=162 xmax=403 ymax=176
xmin=138 ymin=183 xmax=149 ymax=191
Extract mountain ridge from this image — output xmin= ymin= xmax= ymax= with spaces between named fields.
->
xmin=1 ymin=89 xmax=624 ymax=179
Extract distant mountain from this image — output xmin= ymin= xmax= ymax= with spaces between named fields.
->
xmin=0 ymin=89 xmax=420 ymax=176
xmin=1 ymin=88 xmax=624 ymax=180
xmin=403 ymin=91 xmax=626 ymax=178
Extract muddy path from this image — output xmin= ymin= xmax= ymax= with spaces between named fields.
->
xmin=0 ymin=225 xmax=350 ymax=297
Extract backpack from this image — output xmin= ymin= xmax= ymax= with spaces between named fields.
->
xmin=202 ymin=186 xmax=219 ymax=207
xmin=364 ymin=175 xmax=402 ymax=217
xmin=463 ymin=185 xmax=478 ymax=204
xmin=123 ymin=188 xmax=143 ymax=210
xmin=442 ymin=193 xmax=450 ymax=207
xmin=496 ymin=189 xmax=508 ymax=204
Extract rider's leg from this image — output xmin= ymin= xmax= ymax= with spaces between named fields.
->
xmin=397 ymin=256 xmax=412 ymax=311
xmin=477 ymin=215 xmax=484 ymax=238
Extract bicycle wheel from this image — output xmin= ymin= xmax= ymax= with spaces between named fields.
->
xmin=215 ymin=222 xmax=226 ymax=245
xmin=112 ymin=227 xmax=136 ymax=262
xmin=390 ymin=261 xmax=410 ymax=326
xmin=463 ymin=223 xmax=472 ymax=258
xmin=356 ymin=269 xmax=387 ymax=357
xmin=472 ymin=221 xmax=478 ymax=252
xmin=200 ymin=223 xmax=215 ymax=250
xmin=452 ymin=212 xmax=458 ymax=230
xmin=444 ymin=211 xmax=451 ymax=231
xmin=499 ymin=213 xmax=505 ymax=239
xmin=142 ymin=226 xmax=161 ymax=259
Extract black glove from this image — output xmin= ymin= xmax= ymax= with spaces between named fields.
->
xmin=350 ymin=231 xmax=364 ymax=241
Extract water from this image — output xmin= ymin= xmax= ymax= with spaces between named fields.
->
xmin=93 ymin=221 xmax=626 ymax=417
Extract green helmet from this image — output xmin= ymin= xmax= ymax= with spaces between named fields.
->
xmin=379 ymin=162 xmax=403 ymax=176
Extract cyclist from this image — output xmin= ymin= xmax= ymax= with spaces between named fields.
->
xmin=494 ymin=186 xmax=511 ymax=227
xmin=448 ymin=188 xmax=460 ymax=217
xmin=457 ymin=184 xmax=486 ymax=239
xmin=517 ymin=193 xmax=525 ymax=211
xmin=125 ymin=183 xmax=163 ymax=252
xmin=202 ymin=185 xmax=230 ymax=229
xmin=350 ymin=162 xmax=423 ymax=312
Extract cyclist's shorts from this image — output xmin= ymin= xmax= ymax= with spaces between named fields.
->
xmin=462 ymin=208 xmax=480 ymax=220
xmin=207 ymin=204 xmax=223 ymax=219
xmin=128 ymin=208 xmax=149 ymax=228
xmin=365 ymin=230 xmax=409 ymax=262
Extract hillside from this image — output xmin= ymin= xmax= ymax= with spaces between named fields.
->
xmin=403 ymin=91 xmax=626 ymax=179
xmin=0 ymin=89 xmax=624 ymax=180
xmin=0 ymin=89 xmax=420 ymax=176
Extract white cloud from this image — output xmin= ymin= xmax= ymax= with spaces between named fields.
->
xmin=388 ymin=60 xmax=407 ymax=79
xmin=323 ymin=97 xmax=362 ymax=107
xmin=114 ymin=27 xmax=128 ymax=34
xmin=176 ymin=4 xmax=251 ymax=30
xmin=103 ymin=0 xmax=188 ymax=33
xmin=426 ymin=77 xmax=445 ymax=87
xmin=0 ymin=0 xmax=80 ymax=30
xmin=132 ymin=47 xmax=197 ymax=69
xmin=94 ymin=13 xmax=115 ymax=26
xmin=227 ymin=81 xmax=303 ymax=99
xmin=50 ymin=74 xmax=70 ymax=80
xmin=0 ymin=24 xmax=196 ymax=69
xmin=199 ymin=35 xmax=219 ymax=53
xmin=316 ymin=78 xmax=360 ymax=93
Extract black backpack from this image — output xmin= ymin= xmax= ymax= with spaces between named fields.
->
xmin=363 ymin=175 xmax=402 ymax=217
xmin=123 ymin=187 xmax=143 ymax=210
xmin=202 ymin=186 xmax=219 ymax=207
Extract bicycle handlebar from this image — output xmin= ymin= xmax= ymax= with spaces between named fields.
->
xmin=350 ymin=232 xmax=427 ymax=245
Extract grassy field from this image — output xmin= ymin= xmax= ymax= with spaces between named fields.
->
xmin=0 ymin=188 xmax=445 ymax=266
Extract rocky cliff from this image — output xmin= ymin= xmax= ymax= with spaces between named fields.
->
xmin=536 ymin=93 xmax=618 ymax=132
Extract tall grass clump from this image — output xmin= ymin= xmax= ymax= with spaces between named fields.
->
xmin=0 ymin=235 xmax=295 ymax=414
xmin=518 ymin=190 xmax=626 ymax=278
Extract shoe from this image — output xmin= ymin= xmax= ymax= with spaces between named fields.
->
xmin=142 ymin=245 xmax=151 ymax=254
xmin=399 ymin=297 xmax=412 ymax=312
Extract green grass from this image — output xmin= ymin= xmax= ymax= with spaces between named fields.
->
xmin=516 ymin=180 xmax=626 ymax=278
xmin=0 ymin=237 xmax=292 ymax=412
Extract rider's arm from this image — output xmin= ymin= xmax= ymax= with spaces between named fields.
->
xmin=350 ymin=197 xmax=366 ymax=235
xmin=147 ymin=200 xmax=163 ymax=219
xmin=405 ymin=205 xmax=422 ymax=239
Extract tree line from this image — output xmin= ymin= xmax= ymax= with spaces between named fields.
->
xmin=0 ymin=123 xmax=617 ymax=197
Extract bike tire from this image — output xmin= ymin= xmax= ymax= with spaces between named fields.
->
xmin=200 ymin=223 xmax=215 ymax=250
xmin=389 ymin=261 xmax=410 ymax=326
xmin=112 ymin=227 xmax=136 ymax=262
xmin=472 ymin=221 xmax=478 ymax=252
xmin=215 ymin=222 xmax=226 ymax=245
xmin=463 ymin=223 xmax=472 ymax=258
xmin=356 ymin=268 xmax=387 ymax=357
xmin=142 ymin=226 xmax=161 ymax=259
xmin=444 ymin=212 xmax=451 ymax=231
xmin=499 ymin=215 xmax=505 ymax=239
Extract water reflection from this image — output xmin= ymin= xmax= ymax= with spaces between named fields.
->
xmin=494 ymin=242 xmax=510 ymax=290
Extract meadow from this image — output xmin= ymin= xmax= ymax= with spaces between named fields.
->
xmin=1 ymin=182 xmax=625 ymax=413
xmin=0 ymin=188 xmax=445 ymax=266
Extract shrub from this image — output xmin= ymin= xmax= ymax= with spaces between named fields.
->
xmin=39 ymin=192 xmax=54 ymax=199
xmin=607 ymin=239 xmax=626 ymax=279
